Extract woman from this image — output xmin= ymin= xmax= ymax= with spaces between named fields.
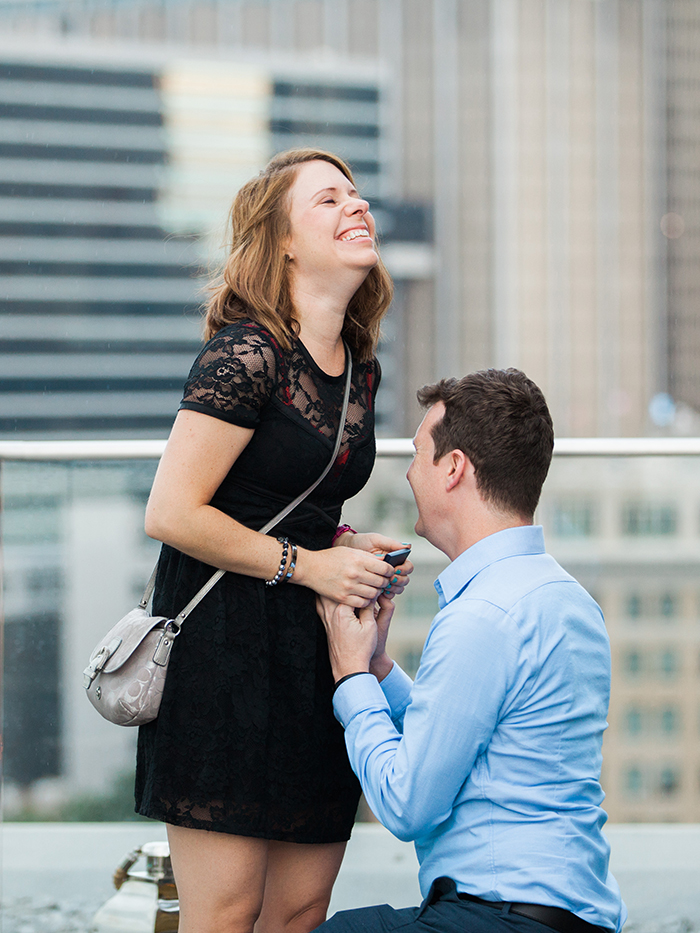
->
xmin=136 ymin=148 xmax=411 ymax=933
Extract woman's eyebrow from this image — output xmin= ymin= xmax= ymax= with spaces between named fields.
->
xmin=312 ymin=185 xmax=359 ymax=200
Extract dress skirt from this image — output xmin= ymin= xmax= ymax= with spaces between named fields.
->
xmin=135 ymin=544 xmax=362 ymax=843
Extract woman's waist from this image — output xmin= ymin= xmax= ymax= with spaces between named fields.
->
xmin=209 ymin=482 xmax=341 ymax=545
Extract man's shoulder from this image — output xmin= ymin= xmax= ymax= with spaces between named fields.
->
xmin=451 ymin=549 xmax=600 ymax=622
xmin=429 ymin=551 xmax=605 ymax=675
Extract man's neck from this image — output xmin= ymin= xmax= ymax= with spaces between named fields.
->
xmin=444 ymin=511 xmax=533 ymax=562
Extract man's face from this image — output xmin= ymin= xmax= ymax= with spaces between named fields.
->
xmin=406 ymin=403 xmax=445 ymax=543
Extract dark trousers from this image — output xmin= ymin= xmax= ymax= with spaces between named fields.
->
xmin=316 ymin=878 xmax=561 ymax=933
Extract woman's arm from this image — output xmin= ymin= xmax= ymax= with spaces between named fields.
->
xmin=145 ymin=410 xmax=393 ymax=607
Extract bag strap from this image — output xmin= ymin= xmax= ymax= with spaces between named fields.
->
xmin=140 ymin=343 xmax=354 ymax=627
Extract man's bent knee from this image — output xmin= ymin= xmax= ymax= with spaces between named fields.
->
xmin=314 ymin=904 xmax=411 ymax=933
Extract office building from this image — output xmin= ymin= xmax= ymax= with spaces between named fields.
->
xmin=0 ymin=42 xmax=431 ymax=438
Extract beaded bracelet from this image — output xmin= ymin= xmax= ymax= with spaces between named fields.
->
xmin=265 ymin=537 xmax=290 ymax=587
xmin=284 ymin=542 xmax=298 ymax=582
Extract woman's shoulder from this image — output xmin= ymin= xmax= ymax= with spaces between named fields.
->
xmin=208 ymin=318 xmax=281 ymax=354
xmin=199 ymin=319 xmax=286 ymax=372
xmin=182 ymin=318 xmax=284 ymax=421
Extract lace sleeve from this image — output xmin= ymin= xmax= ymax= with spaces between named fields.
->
xmin=179 ymin=322 xmax=279 ymax=427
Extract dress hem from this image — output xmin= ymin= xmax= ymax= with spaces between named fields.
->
xmin=135 ymin=806 xmax=354 ymax=845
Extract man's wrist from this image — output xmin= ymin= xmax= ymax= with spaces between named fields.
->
xmin=333 ymin=671 xmax=370 ymax=692
xmin=331 ymin=659 xmax=370 ymax=682
xmin=369 ymin=652 xmax=394 ymax=683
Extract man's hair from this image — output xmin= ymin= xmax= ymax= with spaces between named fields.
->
xmin=204 ymin=148 xmax=393 ymax=362
xmin=416 ymin=369 xmax=554 ymax=518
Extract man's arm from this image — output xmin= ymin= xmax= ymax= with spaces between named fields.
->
xmin=322 ymin=597 xmax=520 ymax=842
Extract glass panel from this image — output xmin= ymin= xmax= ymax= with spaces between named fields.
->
xmin=3 ymin=451 xmax=700 ymax=829
xmin=343 ymin=452 xmax=700 ymax=825
xmin=2 ymin=459 xmax=159 ymax=822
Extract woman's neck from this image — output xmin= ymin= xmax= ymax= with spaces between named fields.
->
xmin=296 ymin=315 xmax=346 ymax=376
xmin=291 ymin=282 xmax=352 ymax=376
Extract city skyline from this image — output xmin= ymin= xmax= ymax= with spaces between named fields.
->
xmin=1 ymin=0 xmax=700 ymax=438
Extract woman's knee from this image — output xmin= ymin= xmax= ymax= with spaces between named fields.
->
xmin=255 ymin=894 xmax=330 ymax=933
xmin=167 ymin=825 xmax=268 ymax=933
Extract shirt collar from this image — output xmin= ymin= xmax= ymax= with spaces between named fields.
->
xmin=434 ymin=525 xmax=546 ymax=609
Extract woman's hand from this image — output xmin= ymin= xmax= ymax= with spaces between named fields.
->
xmin=294 ymin=545 xmax=395 ymax=609
xmin=342 ymin=532 xmax=414 ymax=597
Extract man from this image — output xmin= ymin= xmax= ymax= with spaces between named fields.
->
xmin=316 ymin=369 xmax=625 ymax=933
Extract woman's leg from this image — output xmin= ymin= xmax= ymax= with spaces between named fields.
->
xmin=255 ymin=840 xmax=347 ymax=933
xmin=167 ymin=823 xmax=269 ymax=933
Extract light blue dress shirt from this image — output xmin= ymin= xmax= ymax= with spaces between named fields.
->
xmin=333 ymin=525 xmax=626 ymax=932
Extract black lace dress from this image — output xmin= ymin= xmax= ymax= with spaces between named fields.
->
xmin=135 ymin=320 xmax=380 ymax=843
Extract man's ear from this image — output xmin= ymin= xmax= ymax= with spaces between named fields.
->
xmin=445 ymin=449 xmax=469 ymax=491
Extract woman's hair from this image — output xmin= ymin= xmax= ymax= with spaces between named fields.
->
xmin=204 ymin=148 xmax=394 ymax=362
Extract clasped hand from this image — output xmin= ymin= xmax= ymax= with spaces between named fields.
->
xmin=316 ymin=592 xmax=396 ymax=684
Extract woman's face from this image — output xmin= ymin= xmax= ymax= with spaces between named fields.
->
xmin=284 ymin=160 xmax=378 ymax=282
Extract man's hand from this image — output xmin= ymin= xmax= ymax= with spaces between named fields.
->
xmin=316 ymin=595 xmax=378 ymax=683
xmin=369 ymin=593 xmax=395 ymax=682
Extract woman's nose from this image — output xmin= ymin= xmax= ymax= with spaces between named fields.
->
xmin=346 ymin=197 xmax=369 ymax=215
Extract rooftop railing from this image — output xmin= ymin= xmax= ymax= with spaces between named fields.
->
xmin=2 ymin=437 xmax=700 ymax=459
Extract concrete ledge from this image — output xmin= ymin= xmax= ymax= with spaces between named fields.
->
xmin=2 ymin=822 xmax=699 ymax=930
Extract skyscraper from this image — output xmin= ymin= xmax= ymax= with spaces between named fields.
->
xmin=0 ymin=44 xmax=431 ymax=438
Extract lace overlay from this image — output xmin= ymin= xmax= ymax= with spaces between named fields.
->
xmin=135 ymin=321 xmax=379 ymax=842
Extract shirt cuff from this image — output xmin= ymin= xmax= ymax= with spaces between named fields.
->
xmin=378 ymin=661 xmax=413 ymax=718
xmin=334 ymin=671 xmax=368 ymax=692
xmin=333 ymin=671 xmax=391 ymax=728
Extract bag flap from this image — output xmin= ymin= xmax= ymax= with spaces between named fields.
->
xmin=90 ymin=607 xmax=171 ymax=674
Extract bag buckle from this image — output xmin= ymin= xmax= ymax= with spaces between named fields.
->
xmin=83 ymin=637 xmax=122 ymax=689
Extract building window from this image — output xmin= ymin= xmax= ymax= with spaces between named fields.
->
xmin=659 ymin=649 xmax=679 ymax=678
xmin=625 ymin=708 xmax=643 ymax=736
xmin=626 ymin=593 xmax=643 ymax=620
xmin=623 ymin=650 xmax=642 ymax=676
xmin=402 ymin=648 xmax=422 ymax=679
xmin=660 ymin=707 xmax=680 ymax=735
xmin=551 ymin=500 xmax=595 ymax=538
xmin=622 ymin=504 xmax=677 ymax=536
xmin=659 ymin=593 xmax=677 ymax=620
xmin=659 ymin=766 xmax=680 ymax=797
xmin=26 ymin=567 xmax=63 ymax=595
xmin=625 ymin=766 xmax=643 ymax=796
